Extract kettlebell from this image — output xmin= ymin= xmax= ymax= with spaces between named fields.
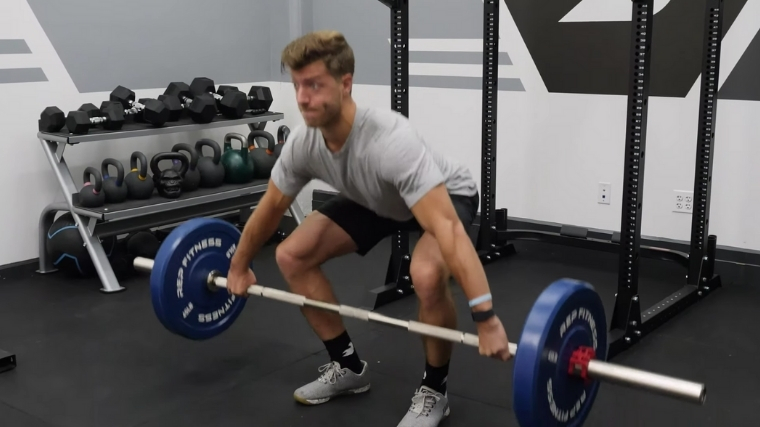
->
xmin=151 ymin=152 xmax=188 ymax=199
xmin=124 ymin=151 xmax=154 ymax=200
xmin=171 ymin=143 xmax=201 ymax=192
xmin=248 ymin=130 xmax=277 ymax=179
xmin=275 ymin=125 xmax=290 ymax=158
xmin=79 ymin=166 xmax=106 ymax=208
xmin=195 ymin=138 xmax=225 ymax=188
xmin=100 ymin=158 xmax=128 ymax=204
xmin=221 ymin=132 xmax=254 ymax=184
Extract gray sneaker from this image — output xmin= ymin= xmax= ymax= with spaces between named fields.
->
xmin=293 ymin=360 xmax=371 ymax=405
xmin=397 ymin=386 xmax=450 ymax=427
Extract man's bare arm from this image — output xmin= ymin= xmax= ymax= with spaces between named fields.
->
xmin=410 ymin=184 xmax=492 ymax=313
xmin=230 ymin=179 xmax=295 ymax=272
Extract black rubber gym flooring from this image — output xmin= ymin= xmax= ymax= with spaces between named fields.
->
xmin=0 ymin=237 xmax=758 ymax=427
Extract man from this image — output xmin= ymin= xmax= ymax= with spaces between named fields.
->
xmin=226 ymin=30 xmax=510 ymax=426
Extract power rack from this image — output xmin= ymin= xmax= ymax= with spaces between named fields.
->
xmin=495 ymin=0 xmax=724 ymax=358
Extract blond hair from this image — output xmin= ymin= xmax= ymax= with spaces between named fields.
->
xmin=281 ymin=30 xmax=355 ymax=79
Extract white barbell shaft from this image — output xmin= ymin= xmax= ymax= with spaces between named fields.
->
xmin=135 ymin=256 xmax=706 ymax=405
xmin=213 ymin=275 xmax=499 ymax=350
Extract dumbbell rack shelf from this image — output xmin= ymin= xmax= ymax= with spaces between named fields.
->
xmin=36 ymin=111 xmax=299 ymax=293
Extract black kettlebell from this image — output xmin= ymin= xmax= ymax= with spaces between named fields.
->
xmin=171 ymin=143 xmax=201 ymax=192
xmin=151 ymin=152 xmax=188 ymax=199
xmin=221 ymin=133 xmax=254 ymax=184
xmin=79 ymin=166 xmax=106 ymax=208
xmin=248 ymin=130 xmax=277 ymax=179
xmin=125 ymin=151 xmax=154 ymax=199
xmin=195 ymin=138 xmax=225 ymax=188
xmin=275 ymin=125 xmax=290 ymax=158
xmin=100 ymin=158 xmax=128 ymax=204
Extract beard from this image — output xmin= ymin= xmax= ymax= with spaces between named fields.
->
xmin=301 ymin=101 xmax=342 ymax=128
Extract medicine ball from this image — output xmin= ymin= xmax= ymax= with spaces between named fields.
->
xmin=46 ymin=213 xmax=115 ymax=277
xmin=126 ymin=231 xmax=160 ymax=259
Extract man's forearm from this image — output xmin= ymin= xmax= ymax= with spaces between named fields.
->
xmin=435 ymin=222 xmax=493 ymax=312
xmin=230 ymin=204 xmax=284 ymax=271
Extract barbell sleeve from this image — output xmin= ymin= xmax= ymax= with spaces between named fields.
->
xmin=586 ymin=359 xmax=706 ymax=404
xmin=134 ymin=257 xmax=154 ymax=272
xmin=133 ymin=256 xmax=706 ymax=405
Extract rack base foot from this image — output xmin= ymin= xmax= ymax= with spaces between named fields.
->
xmin=0 ymin=349 xmax=16 ymax=374
xmin=479 ymin=242 xmax=516 ymax=265
xmin=99 ymin=285 xmax=126 ymax=294
xmin=363 ymin=280 xmax=414 ymax=310
xmin=608 ymin=275 xmax=720 ymax=359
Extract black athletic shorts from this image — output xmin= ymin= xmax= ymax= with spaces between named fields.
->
xmin=316 ymin=192 xmax=479 ymax=256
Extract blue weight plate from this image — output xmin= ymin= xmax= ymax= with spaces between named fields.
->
xmin=150 ymin=217 xmax=248 ymax=340
xmin=513 ymin=279 xmax=607 ymax=427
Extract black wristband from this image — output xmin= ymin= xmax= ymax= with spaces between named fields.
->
xmin=471 ymin=309 xmax=495 ymax=323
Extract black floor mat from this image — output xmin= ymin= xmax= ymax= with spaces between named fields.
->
xmin=136 ymin=352 xmax=513 ymax=427
xmin=0 ymin=401 xmax=53 ymax=427
xmin=0 ymin=238 xmax=758 ymax=426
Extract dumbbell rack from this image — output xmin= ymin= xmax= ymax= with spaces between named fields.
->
xmin=35 ymin=110 xmax=299 ymax=293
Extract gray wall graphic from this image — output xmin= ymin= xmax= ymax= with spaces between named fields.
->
xmin=311 ymin=0 xmax=391 ymax=88
xmin=0 ymin=39 xmax=47 ymax=84
xmin=21 ymin=0 xmax=760 ymax=100
xmin=310 ymin=0 xmax=524 ymax=91
xmin=504 ymin=0 xmax=755 ymax=99
xmin=27 ymin=0 xmax=276 ymax=92
xmin=269 ymin=0 xmax=293 ymax=83
xmin=0 ymin=39 xmax=32 ymax=54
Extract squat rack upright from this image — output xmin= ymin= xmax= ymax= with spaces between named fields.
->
xmin=368 ymin=0 xmax=725 ymax=360
xmin=364 ymin=0 xmax=517 ymax=308
xmin=365 ymin=0 xmax=413 ymax=309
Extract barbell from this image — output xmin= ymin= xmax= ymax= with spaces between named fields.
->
xmin=133 ymin=217 xmax=706 ymax=427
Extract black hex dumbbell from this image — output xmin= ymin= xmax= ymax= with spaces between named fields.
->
xmin=188 ymin=77 xmax=249 ymax=119
xmin=163 ymin=82 xmax=219 ymax=123
xmin=65 ymin=102 xmax=126 ymax=134
xmin=156 ymin=94 xmax=183 ymax=121
xmin=109 ymin=85 xmax=171 ymax=126
xmin=39 ymin=103 xmax=110 ymax=133
xmin=244 ymin=86 xmax=273 ymax=114
xmin=39 ymin=106 xmax=66 ymax=132
xmin=214 ymin=84 xmax=273 ymax=114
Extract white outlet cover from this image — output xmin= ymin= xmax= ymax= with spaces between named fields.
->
xmin=598 ymin=182 xmax=611 ymax=205
xmin=674 ymin=190 xmax=694 ymax=213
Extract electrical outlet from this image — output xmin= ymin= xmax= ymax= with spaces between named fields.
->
xmin=598 ymin=182 xmax=611 ymax=205
xmin=674 ymin=190 xmax=693 ymax=214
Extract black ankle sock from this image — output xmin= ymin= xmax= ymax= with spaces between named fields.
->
xmin=323 ymin=330 xmax=363 ymax=374
xmin=420 ymin=361 xmax=449 ymax=395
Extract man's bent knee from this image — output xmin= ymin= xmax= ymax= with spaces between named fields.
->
xmin=411 ymin=261 xmax=449 ymax=309
xmin=275 ymin=241 xmax=312 ymax=280
xmin=275 ymin=212 xmax=356 ymax=279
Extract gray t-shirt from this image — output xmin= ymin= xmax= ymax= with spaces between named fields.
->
xmin=270 ymin=105 xmax=478 ymax=222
